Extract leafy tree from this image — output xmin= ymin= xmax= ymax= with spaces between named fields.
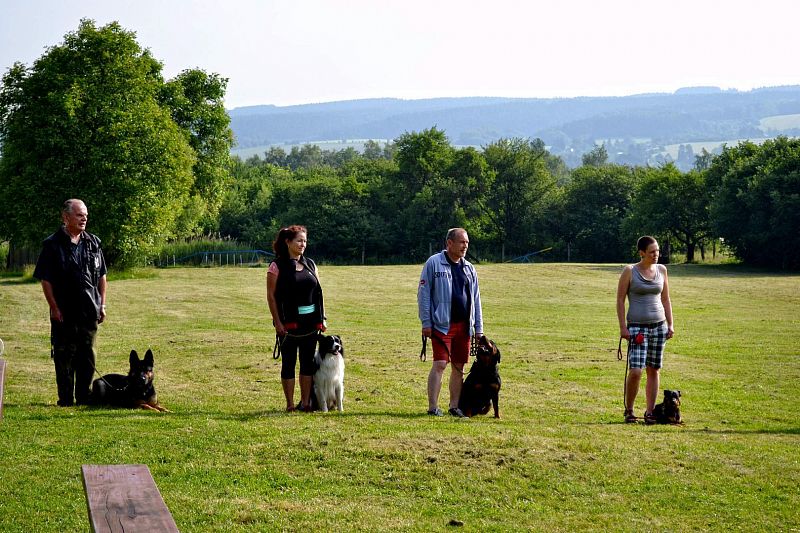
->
xmin=706 ymin=137 xmax=800 ymax=269
xmin=694 ymin=148 xmax=714 ymax=171
xmin=286 ymin=144 xmax=324 ymax=170
xmin=322 ymin=146 xmax=360 ymax=167
xmin=624 ymin=163 xmax=711 ymax=262
xmin=362 ymin=140 xmax=384 ymax=160
xmin=395 ymin=127 xmax=454 ymax=193
xmin=581 ymin=144 xmax=608 ymax=167
xmin=263 ymin=146 xmax=289 ymax=167
xmin=561 ymin=164 xmax=637 ymax=262
xmin=160 ymin=69 xmax=234 ymax=234
xmin=0 ymin=20 xmax=196 ymax=266
xmin=394 ymin=128 xmax=461 ymax=256
xmin=219 ymin=158 xmax=289 ymax=246
xmin=480 ymin=138 xmax=556 ymax=259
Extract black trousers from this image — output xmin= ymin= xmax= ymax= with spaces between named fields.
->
xmin=280 ymin=329 xmax=319 ymax=379
xmin=51 ymin=320 xmax=98 ymax=406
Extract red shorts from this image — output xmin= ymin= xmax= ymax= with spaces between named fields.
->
xmin=431 ymin=321 xmax=470 ymax=365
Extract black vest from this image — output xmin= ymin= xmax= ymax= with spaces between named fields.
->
xmin=273 ymin=256 xmax=325 ymax=328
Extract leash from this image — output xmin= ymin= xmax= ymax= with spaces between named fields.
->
xmin=273 ymin=329 xmax=321 ymax=359
xmin=87 ymin=357 xmax=128 ymax=392
xmin=419 ymin=333 xmax=476 ymax=376
xmin=619 ymin=336 xmax=632 ymax=411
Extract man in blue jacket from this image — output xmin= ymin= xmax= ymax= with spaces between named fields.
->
xmin=418 ymin=228 xmax=484 ymax=417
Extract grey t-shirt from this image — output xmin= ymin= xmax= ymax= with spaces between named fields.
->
xmin=626 ymin=265 xmax=666 ymax=324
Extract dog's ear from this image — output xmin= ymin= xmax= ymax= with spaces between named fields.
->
xmin=676 ymin=390 xmax=681 ymax=397
xmin=490 ymin=340 xmax=500 ymax=362
xmin=129 ymin=350 xmax=139 ymax=366
xmin=144 ymin=349 xmax=154 ymax=367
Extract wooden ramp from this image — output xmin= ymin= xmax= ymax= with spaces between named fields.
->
xmin=81 ymin=464 xmax=178 ymax=533
xmin=0 ymin=358 xmax=6 ymax=420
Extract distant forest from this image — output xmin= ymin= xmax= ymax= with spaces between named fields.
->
xmin=228 ymin=86 xmax=800 ymax=169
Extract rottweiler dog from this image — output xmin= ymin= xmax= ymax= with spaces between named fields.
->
xmin=652 ymin=389 xmax=681 ymax=424
xmin=91 ymin=349 xmax=169 ymax=412
xmin=458 ymin=336 xmax=501 ymax=418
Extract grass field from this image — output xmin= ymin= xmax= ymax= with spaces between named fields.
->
xmin=0 ymin=264 xmax=798 ymax=531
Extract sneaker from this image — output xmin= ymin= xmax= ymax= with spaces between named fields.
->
xmin=448 ymin=407 xmax=467 ymax=418
xmin=427 ymin=407 xmax=444 ymax=416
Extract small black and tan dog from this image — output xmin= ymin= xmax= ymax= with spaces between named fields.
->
xmin=91 ymin=349 xmax=169 ymax=412
xmin=458 ymin=336 xmax=501 ymax=418
xmin=652 ymin=389 xmax=681 ymax=424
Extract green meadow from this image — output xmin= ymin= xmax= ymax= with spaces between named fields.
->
xmin=0 ymin=264 xmax=798 ymax=531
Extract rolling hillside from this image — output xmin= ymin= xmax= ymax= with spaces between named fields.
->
xmin=228 ymin=86 xmax=800 ymax=168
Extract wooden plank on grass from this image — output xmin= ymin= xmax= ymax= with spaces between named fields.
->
xmin=0 ymin=358 xmax=6 ymax=420
xmin=81 ymin=464 xmax=179 ymax=533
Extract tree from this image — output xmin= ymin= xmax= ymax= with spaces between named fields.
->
xmin=694 ymin=148 xmax=714 ymax=171
xmin=394 ymin=128 xmax=461 ymax=256
xmin=0 ymin=20 xmax=196 ymax=266
xmin=561 ymin=164 xmax=637 ymax=262
xmin=480 ymin=138 xmax=556 ymax=259
xmin=263 ymin=146 xmax=289 ymax=167
xmin=160 ymin=69 xmax=234 ymax=234
xmin=706 ymin=137 xmax=800 ymax=269
xmin=362 ymin=140 xmax=384 ymax=160
xmin=581 ymin=144 xmax=608 ymax=167
xmin=624 ymin=163 xmax=711 ymax=262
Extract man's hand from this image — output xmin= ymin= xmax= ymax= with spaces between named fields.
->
xmin=50 ymin=307 xmax=63 ymax=322
xmin=422 ymin=327 xmax=432 ymax=338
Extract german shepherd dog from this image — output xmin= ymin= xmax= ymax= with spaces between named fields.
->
xmin=652 ymin=389 xmax=681 ymax=424
xmin=91 ymin=349 xmax=169 ymax=412
xmin=458 ymin=337 xmax=502 ymax=418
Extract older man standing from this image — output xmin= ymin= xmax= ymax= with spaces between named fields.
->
xmin=33 ymin=199 xmax=107 ymax=406
xmin=418 ymin=228 xmax=484 ymax=418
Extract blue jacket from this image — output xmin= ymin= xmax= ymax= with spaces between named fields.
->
xmin=418 ymin=250 xmax=483 ymax=336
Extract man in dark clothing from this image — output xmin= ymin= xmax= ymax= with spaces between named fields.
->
xmin=33 ymin=199 xmax=107 ymax=406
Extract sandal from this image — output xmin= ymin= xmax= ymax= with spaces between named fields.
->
xmin=644 ymin=412 xmax=657 ymax=425
xmin=624 ymin=408 xmax=637 ymax=423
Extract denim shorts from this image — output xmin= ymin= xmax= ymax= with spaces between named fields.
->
xmin=627 ymin=321 xmax=668 ymax=369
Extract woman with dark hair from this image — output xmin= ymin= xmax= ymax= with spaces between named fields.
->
xmin=616 ymin=235 xmax=674 ymax=424
xmin=266 ymin=225 xmax=326 ymax=411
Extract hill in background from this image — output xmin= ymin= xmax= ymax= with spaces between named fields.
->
xmin=228 ymin=86 xmax=800 ymax=169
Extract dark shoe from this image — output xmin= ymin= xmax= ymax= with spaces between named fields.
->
xmin=57 ymin=399 xmax=74 ymax=407
xmin=427 ymin=407 xmax=444 ymax=416
xmin=624 ymin=409 xmax=637 ymax=423
xmin=644 ymin=412 xmax=657 ymax=425
xmin=448 ymin=407 xmax=467 ymax=418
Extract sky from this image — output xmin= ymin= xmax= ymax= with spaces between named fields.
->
xmin=1 ymin=0 xmax=799 ymax=109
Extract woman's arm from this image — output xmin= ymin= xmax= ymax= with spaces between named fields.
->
xmin=266 ymin=270 xmax=286 ymax=335
xmin=660 ymin=265 xmax=674 ymax=339
xmin=616 ymin=265 xmax=632 ymax=339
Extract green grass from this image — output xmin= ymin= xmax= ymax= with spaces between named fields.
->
xmin=1 ymin=264 xmax=798 ymax=531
